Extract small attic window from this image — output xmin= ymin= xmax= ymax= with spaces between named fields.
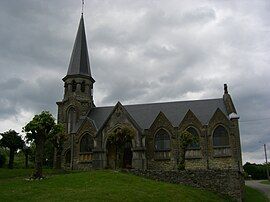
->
xmin=81 ymin=81 xmax=85 ymax=92
xmin=72 ymin=80 xmax=76 ymax=92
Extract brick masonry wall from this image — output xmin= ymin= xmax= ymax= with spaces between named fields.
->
xmin=124 ymin=169 xmax=244 ymax=201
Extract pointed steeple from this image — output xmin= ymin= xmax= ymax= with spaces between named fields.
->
xmin=65 ymin=14 xmax=94 ymax=82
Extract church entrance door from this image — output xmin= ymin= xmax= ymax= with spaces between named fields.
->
xmin=106 ymin=140 xmax=133 ymax=169
xmin=106 ymin=142 xmax=116 ymax=169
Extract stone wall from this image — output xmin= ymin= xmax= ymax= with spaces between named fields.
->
xmin=124 ymin=169 xmax=244 ymax=201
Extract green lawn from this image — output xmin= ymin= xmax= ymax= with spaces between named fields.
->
xmin=0 ymin=169 xmax=231 ymax=202
xmin=0 ymin=169 xmax=268 ymax=202
xmin=244 ymin=186 xmax=269 ymax=202
xmin=260 ymin=180 xmax=270 ymax=185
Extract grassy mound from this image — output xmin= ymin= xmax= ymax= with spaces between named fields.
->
xmin=0 ymin=169 xmax=230 ymax=202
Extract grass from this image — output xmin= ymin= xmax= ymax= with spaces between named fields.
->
xmin=243 ymin=186 xmax=269 ymax=202
xmin=0 ymin=168 xmax=69 ymax=180
xmin=0 ymin=168 xmax=231 ymax=202
xmin=260 ymin=180 xmax=270 ymax=185
xmin=0 ymin=168 xmax=268 ymax=202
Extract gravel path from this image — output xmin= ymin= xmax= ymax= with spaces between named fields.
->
xmin=245 ymin=180 xmax=270 ymax=200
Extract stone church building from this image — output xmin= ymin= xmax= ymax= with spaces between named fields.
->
xmin=57 ymin=15 xmax=242 ymax=171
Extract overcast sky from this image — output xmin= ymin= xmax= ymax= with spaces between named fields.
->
xmin=0 ymin=0 xmax=269 ymax=164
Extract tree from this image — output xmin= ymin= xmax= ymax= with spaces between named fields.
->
xmin=47 ymin=124 xmax=66 ymax=169
xmin=107 ymin=125 xmax=136 ymax=169
xmin=0 ymin=130 xmax=24 ymax=169
xmin=23 ymin=111 xmax=57 ymax=179
xmin=243 ymin=162 xmax=270 ymax=180
xmin=22 ymin=144 xmax=31 ymax=168
xmin=43 ymin=140 xmax=54 ymax=168
xmin=177 ymin=130 xmax=198 ymax=170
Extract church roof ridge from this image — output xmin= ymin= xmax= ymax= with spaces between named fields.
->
xmin=93 ymin=97 xmax=223 ymax=109
xmin=87 ymin=97 xmax=227 ymax=129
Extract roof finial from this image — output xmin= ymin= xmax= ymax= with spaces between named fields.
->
xmin=81 ymin=0 xmax=85 ymax=15
xmin=224 ymin=84 xmax=228 ymax=94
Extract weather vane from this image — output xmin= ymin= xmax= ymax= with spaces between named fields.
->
xmin=81 ymin=0 xmax=85 ymax=15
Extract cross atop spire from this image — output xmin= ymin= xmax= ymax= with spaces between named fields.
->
xmin=64 ymin=14 xmax=94 ymax=82
xmin=81 ymin=0 xmax=84 ymax=15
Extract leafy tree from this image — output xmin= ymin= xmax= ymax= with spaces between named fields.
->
xmin=107 ymin=125 xmax=136 ymax=169
xmin=23 ymin=111 xmax=58 ymax=179
xmin=22 ymin=144 xmax=31 ymax=168
xmin=0 ymin=130 xmax=24 ymax=169
xmin=28 ymin=142 xmax=36 ymax=164
xmin=47 ymin=124 xmax=65 ymax=169
xmin=177 ymin=130 xmax=198 ymax=170
xmin=27 ymin=142 xmax=53 ymax=168
xmin=43 ymin=141 xmax=54 ymax=168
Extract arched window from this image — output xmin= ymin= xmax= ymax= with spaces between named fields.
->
xmin=187 ymin=127 xmax=200 ymax=149
xmin=155 ymin=129 xmax=170 ymax=151
xmin=213 ymin=125 xmax=229 ymax=147
xmin=65 ymin=149 xmax=71 ymax=164
xmin=67 ymin=107 xmax=76 ymax=134
xmin=72 ymin=80 xmax=76 ymax=92
xmin=81 ymin=81 xmax=85 ymax=92
xmin=80 ymin=133 xmax=94 ymax=153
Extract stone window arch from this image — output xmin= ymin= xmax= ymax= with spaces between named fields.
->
xmin=81 ymin=81 xmax=85 ymax=92
xmin=65 ymin=149 xmax=71 ymax=164
xmin=72 ymin=80 xmax=76 ymax=92
xmin=186 ymin=127 xmax=200 ymax=149
xmin=154 ymin=129 xmax=171 ymax=151
xmin=67 ymin=107 xmax=76 ymax=134
xmin=213 ymin=125 xmax=229 ymax=147
xmin=80 ymin=133 xmax=94 ymax=153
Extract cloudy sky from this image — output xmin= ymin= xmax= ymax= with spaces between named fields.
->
xmin=0 ymin=0 xmax=269 ymax=164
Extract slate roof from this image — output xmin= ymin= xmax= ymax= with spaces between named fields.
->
xmin=87 ymin=98 xmax=228 ymax=130
xmin=67 ymin=14 xmax=92 ymax=77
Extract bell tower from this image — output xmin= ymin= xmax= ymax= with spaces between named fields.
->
xmin=57 ymin=14 xmax=95 ymax=133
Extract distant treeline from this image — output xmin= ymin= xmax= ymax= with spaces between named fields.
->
xmin=0 ymin=142 xmax=54 ymax=169
xmin=243 ymin=162 xmax=270 ymax=180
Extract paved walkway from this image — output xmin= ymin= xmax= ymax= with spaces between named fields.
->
xmin=245 ymin=180 xmax=270 ymax=200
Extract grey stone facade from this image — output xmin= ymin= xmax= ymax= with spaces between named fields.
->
xmin=57 ymin=15 xmax=243 ymax=174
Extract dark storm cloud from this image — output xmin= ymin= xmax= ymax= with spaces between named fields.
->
xmin=0 ymin=0 xmax=269 ymax=163
xmin=0 ymin=76 xmax=61 ymax=120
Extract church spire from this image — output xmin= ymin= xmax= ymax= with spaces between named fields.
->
xmin=64 ymin=14 xmax=94 ymax=82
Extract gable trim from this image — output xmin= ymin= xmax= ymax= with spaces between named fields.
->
xmin=96 ymin=101 xmax=142 ymax=135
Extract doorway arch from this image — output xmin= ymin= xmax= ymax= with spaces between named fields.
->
xmin=105 ymin=125 xmax=135 ymax=169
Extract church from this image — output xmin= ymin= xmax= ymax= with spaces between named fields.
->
xmin=57 ymin=14 xmax=242 ymax=171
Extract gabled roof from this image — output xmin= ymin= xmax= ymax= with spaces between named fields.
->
xmin=66 ymin=14 xmax=93 ymax=79
xmin=94 ymin=102 xmax=142 ymax=134
xmin=87 ymin=98 xmax=228 ymax=130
